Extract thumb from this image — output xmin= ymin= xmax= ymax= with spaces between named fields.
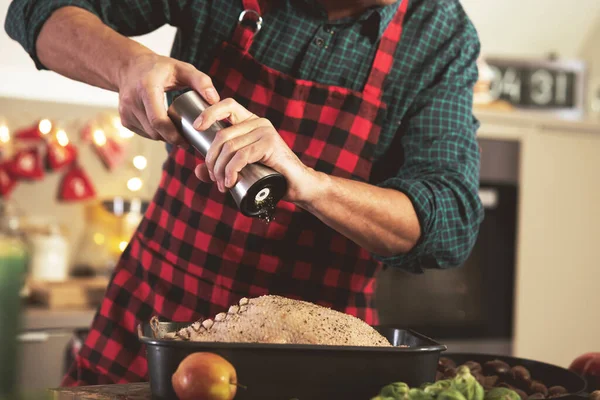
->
xmin=195 ymin=163 xmax=212 ymax=183
xmin=174 ymin=62 xmax=220 ymax=105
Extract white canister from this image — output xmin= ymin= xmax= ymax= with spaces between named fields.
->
xmin=28 ymin=225 xmax=70 ymax=282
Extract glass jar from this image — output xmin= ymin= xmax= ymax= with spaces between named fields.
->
xmin=0 ymin=200 xmax=29 ymax=398
xmin=71 ymin=197 xmax=148 ymax=278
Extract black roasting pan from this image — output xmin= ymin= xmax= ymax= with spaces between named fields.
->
xmin=138 ymin=321 xmax=447 ymax=400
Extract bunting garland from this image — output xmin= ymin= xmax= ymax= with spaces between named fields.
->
xmin=0 ymin=114 xmax=135 ymax=201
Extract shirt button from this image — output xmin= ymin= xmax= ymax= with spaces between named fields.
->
xmin=315 ymin=37 xmax=325 ymax=48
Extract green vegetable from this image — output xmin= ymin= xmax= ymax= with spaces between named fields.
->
xmin=379 ymin=382 xmax=410 ymax=399
xmin=437 ymin=389 xmax=468 ymax=400
xmin=484 ymin=388 xmax=521 ymax=400
xmin=451 ymin=366 xmax=484 ymax=400
xmin=370 ymin=397 xmax=397 ymax=400
xmin=424 ymin=379 xmax=453 ymax=397
xmin=408 ymin=388 xmax=434 ymax=400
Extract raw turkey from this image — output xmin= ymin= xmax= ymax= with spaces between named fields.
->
xmin=151 ymin=295 xmax=392 ymax=347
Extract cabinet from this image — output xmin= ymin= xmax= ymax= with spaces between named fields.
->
xmin=475 ymin=110 xmax=600 ymax=368
xmin=17 ymin=308 xmax=94 ymax=392
xmin=17 ymin=330 xmax=74 ymax=391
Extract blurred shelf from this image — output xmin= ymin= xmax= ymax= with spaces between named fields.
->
xmin=22 ymin=307 xmax=96 ymax=331
xmin=474 ymin=107 xmax=600 ymax=139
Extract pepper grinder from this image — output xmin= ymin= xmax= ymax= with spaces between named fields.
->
xmin=167 ymin=91 xmax=287 ymax=217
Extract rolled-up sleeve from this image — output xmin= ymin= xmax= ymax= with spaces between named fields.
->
xmin=4 ymin=0 xmax=192 ymax=70
xmin=373 ymin=14 xmax=484 ymax=273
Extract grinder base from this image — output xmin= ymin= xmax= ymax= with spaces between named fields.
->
xmin=232 ymin=173 xmax=287 ymax=217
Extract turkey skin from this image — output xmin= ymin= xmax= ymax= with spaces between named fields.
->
xmin=153 ymin=295 xmax=392 ymax=347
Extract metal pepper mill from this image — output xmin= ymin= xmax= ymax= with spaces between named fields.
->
xmin=167 ymin=90 xmax=287 ymax=217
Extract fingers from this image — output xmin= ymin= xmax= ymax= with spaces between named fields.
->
xmin=117 ymin=103 xmax=155 ymax=141
xmin=186 ymin=97 xmax=278 ymax=191
xmin=132 ymin=106 xmax=160 ymax=141
xmin=223 ymin=139 xmax=273 ymax=189
xmin=175 ymin=62 xmax=220 ymax=105
xmin=194 ymin=163 xmax=211 ymax=182
xmin=117 ymin=57 xmax=220 ymax=144
xmin=193 ymin=98 xmax=258 ymax=131
xmin=141 ymin=85 xmax=186 ymax=145
xmin=128 ymin=124 xmax=154 ymax=140
xmin=204 ymin=118 xmax=271 ymax=176
xmin=212 ymin=129 xmax=264 ymax=190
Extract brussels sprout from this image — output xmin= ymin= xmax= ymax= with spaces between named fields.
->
xmin=438 ymin=389 xmax=468 ymax=400
xmin=451 ymin=366 xmax=485 ymax=400
xmin=424 ymin=379 xmax=453 ymax=397
xmin=485 ymin=387 xmax=521 ymax=400
xmin=379 ymin=382 xmax=410 ymax=399
xmin=408 ymin=388 xmax=435 ymax=400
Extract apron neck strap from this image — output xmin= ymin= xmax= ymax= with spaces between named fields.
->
xmin=364 ymin=0 xmax=409 ymax=99
xmin=232 ymin=0 xmax=268 ymax=52
xmin=231 ymin=0 xmax=409 ymax=99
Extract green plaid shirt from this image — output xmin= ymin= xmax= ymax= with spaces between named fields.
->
xmin=5 ymin=0 xmax=484 ymax=273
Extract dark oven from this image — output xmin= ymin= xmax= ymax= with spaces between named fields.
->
xmin=374 ymin=138 xmax=520 ymax=355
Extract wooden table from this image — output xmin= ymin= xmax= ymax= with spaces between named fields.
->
xmin=48 ymin=383 xmax=151 ymax=399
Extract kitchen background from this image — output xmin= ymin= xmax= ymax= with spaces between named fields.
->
xmin=1 ymin=0 xmax=599 ymax=394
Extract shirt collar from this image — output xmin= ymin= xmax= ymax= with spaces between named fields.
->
xmin=297 ymin=0 xmax=401 ymax=41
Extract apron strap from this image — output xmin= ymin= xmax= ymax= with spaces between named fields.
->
xmin=364 ymin=0 xmax=409 ymax=99
xmin=232 ymin=0 xmax=408 ymax=93
xmin=232 ymin=0 xmax=269 ymax=52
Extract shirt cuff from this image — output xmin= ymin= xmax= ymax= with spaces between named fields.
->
xmin=371 ymin=176 xmax=438 ymax=273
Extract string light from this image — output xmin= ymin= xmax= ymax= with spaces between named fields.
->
xmin=56 ymin=129 xmax=69 ymax=147
xmin=133 ymin=155 xmax=147 ymax=170
xmin=127 ymin=177 xmax=143 ymax=192
xmin=39 ymin=119 xmax=52 ymax=135
xmin=119 ymin=241 xmax=128 ymax=252
xmin=112 ymin=117 xmax=134 ymax=139
xmin=93 ymin=129 xmax=107 ymax=146
xmin=93 ymin=233 xmax=105 ymax=245
xmin=0 ymin=125 xmax=9 ymax=144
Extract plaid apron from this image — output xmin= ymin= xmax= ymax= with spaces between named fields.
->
xmin=62 ymin=0 xmax=408 ymax=386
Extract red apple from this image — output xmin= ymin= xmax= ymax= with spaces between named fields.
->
xmin=172 ymin=352 xmax=238 ymax=400
xmin=569 ymin=353 xmax=600 ymax=376
xmin=569 ymin=353 xmax=600 ymax=392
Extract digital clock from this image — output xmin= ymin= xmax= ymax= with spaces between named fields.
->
xmin=484 ymin=57 xmax=587 ymax=119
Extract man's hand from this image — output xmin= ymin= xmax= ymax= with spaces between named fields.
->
xmin=34 ymin=6 xmax=219 ymax=146
xmin=28 ymin=5 xmax=420 ymax=258
xmin=191 ymin=98 xmax=318 ymax=203
xmin=192 ymin=98 xmax=420 ymax=257
xmin=118 ymin=54 xmax=220 ymax=145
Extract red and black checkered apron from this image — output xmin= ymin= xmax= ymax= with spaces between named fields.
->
xmin=62 ymin=0 xmax=409 ymax=386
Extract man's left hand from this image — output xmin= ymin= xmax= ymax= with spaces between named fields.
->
xmin=192 ymin=98 xmax=318 ymax=203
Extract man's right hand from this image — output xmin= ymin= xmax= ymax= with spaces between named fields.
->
xmin=117 ymin=53 xmax=220 ymax=145
xmin=32 ymin=6 xmax=218 ymax=145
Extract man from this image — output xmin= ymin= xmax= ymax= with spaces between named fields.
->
xmin=6 ymin=0 xmax=484 ymax=386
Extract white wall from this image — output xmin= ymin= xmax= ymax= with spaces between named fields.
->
xmin=460 ymin=0 xmax=600 ymax=58
xmin=0 ymin=0 xmax=177 ymax=106
xmin=579 ymin=12 xmax=600 ymax=105
xmin=2 ymin=0 xmax=600 ymax=106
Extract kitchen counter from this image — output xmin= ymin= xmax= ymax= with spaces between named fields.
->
xmin=15 ymin=307 xmax=97 ymax=395
xmin=470 ymin=109 xmax=600 ymax=368
xmin=49 ymin=383 xmax=150 ymax=399
xmin=474 ymin=108 xmax=600 ymax=135
xmin=23 ymin=307 xmax=96 ymax=331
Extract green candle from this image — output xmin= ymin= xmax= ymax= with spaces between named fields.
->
xmin=0 ymin=237 xmax=27 ymax=399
